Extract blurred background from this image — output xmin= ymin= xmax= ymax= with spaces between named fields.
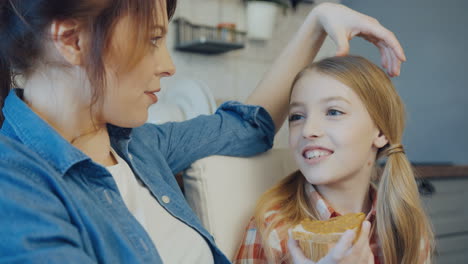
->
xmin=160 ymin=0 xmax=468 ymax=165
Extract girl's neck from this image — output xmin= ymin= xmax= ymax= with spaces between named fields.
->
xmin=23 ymin=69 xmax=117 ymax=167
xmin=314 ymin=167 xmax=375 ymax=216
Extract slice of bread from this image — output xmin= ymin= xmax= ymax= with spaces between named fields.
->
xmin=291 ymin=213 xmax=366 ymax=261
xmin=292 ymin=212 xmax=366 ymax=243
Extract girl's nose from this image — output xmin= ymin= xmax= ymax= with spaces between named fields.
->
xmin=302 ymin=118 xmax=324 ymax=139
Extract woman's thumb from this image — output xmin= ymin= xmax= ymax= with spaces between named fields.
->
xmin=329 ymin=30 xmax=350 ymax=56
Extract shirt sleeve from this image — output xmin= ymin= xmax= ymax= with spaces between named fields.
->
xmin=233 ymin=217 xmax=270 ymax=264
xmin=233 ymin=217 xmax=286 ymax=264
xmin=0 ymin=155 xmax=96 ymax=263
xmin=140 ymin=101 xmax=276 ymax=174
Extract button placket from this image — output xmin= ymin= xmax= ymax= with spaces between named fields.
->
xmin=162 ymin=195 xmax=170 ymax=204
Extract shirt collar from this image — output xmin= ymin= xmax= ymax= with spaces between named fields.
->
xmin=1 ymin=89 xmax=132 ymax=175
xmin=305 ymin=183 xmax=377 ymax=222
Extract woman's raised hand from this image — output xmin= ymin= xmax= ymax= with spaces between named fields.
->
xmin=288 ymin=221 xmax=375 ymax=264
xmin=310 ymin=3 xmax=406 ymax=77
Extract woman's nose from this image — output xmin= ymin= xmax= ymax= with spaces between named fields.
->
xmin=159 ymin=45 xmax=176 ymax=77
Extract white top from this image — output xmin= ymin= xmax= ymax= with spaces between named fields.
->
xmin=106 ymin=149 xmax=214 ymax=264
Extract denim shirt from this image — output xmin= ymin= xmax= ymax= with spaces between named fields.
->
xmin=0 ymin=89 xmax=275 ymax=263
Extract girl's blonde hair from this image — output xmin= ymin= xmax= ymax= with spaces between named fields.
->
xmin=254 ymin=55 xmax=434 ymax=263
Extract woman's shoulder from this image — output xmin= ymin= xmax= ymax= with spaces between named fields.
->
xmin=0 ymin=134 xmax=58 ymax=181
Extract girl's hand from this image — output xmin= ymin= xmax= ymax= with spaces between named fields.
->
xmin=288 ymin=221 xmax=375 ymax=264
xmin=310 ymin=3 xmax=406 ymax=77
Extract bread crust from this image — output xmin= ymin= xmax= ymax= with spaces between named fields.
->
xmin=291 ymin=213 xmax=366 ymax=261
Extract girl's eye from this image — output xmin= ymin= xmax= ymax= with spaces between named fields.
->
xmin=288 ymin=114 xmax=304 ymax=122
xmin=327 ymin=109 xmax=344 ymax=116
xmin=150 ymin=36 xmax=163 ymax=47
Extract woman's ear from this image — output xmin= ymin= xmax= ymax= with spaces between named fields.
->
xmin=50 ymin=19 xmax=86 ymax=65
xmin=373 ymin=130 xmax=389 ymax=149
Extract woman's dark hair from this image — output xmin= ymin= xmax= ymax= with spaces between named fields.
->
xmin=0 ymin=0 xmax=177 ymax=125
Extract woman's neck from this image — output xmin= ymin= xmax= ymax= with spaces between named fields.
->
xmin=22 ymin=69 xmax=117 ymax=166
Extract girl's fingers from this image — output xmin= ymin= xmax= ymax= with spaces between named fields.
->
xmin=367 ymin=250 xmax=375 ymax=264
xmin=329 ymin=229 xmax=356 ymax=260
xmin=359 ymin=239 xmax=374 ymax=264
xmin=353 ymin=221 xmax=371 ymax=252
xmin=288 ymin=229 xmax=315 ymax=264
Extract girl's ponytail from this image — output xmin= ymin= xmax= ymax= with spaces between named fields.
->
xmin=377 ymin=144 xmax=434 ymax=263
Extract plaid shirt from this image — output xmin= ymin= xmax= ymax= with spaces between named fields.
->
xmin=234 ymin=184 xmax=430 ymax=264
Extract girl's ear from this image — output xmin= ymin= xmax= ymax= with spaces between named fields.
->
xmin=373 ymin=130 xmax=389 ymax=149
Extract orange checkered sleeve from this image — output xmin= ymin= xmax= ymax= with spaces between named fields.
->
xmin=233 ymin=215 xmax=289 ymax=264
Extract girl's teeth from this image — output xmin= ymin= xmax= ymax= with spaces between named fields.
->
xmin=305 ymin=150 xmax=330 ymax=159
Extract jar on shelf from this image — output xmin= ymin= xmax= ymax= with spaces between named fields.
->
xmin=217 ymin=23 xmax=237 ymax=43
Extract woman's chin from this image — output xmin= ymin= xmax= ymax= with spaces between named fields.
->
xmin=107 ymin=114 xmax=148 ymax=128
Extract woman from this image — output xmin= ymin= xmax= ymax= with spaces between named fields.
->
xmin=234 ymin=56 xmax=432 ymax=264
xmin=0 ymin=0 xmax=405 ymax=263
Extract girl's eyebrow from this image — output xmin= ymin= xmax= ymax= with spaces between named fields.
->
xmin=289 ymin=102 xmax=304 ymax=109
xmin=289 ymin=96 xmax=351 ymax=109
xmin=320 ymin=96 xmax=351 ymax=105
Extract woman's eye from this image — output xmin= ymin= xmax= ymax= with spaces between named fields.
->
xmin=288 ymin=114 xmax=304 ymax=122
xmin=150 ymin=36 xmax=163 ymax=47
xmin=327 ymin=109 xmax=344 ymax=116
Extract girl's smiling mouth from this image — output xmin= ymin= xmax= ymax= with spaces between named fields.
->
xmin=302 ymin=146 xmax=334 ymax=165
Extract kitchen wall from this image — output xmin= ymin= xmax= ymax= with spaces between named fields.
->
xmin=344 ymin=0 xmax=468 ymax=165
xmin=163 ymin=0 xmax=339 ymax=147
xmin=164 ymin=0 xmax=468 ymax=163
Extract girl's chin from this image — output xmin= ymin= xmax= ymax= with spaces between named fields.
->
xmin=301 ymin=169 xmax=338 ymax=186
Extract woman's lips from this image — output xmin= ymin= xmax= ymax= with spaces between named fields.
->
xmin=145 ymin=92 xmax=158 ymax=103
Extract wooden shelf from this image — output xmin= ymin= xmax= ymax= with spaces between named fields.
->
xmin=376 ymin=165 xmax=468 ymax=179
xmin=413 ymin=166 xmax=468 ymax=179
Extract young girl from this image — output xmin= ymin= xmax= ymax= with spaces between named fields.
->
xmin=234 ymin=56 xmax=433 ymax=264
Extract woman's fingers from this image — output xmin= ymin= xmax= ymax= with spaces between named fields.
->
xmin=376 ymin=41 xmax=388 ymax=69
xmin=333 ymin=30 xmax=351 ymax=57
xmin=384 ymin=45 xmax=394 ymax=76
xmin=376 ymin=41 xmax=402 ymax=77
xmin=360 ymin=21 xmax=406 ymax=62
xmin=391 ymin=47 xmax=402 ymax=76
xmin=315 ymin=3 xmax=406 ymax=76
xmin=323 ymin=24 xmax=350 ymax=57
